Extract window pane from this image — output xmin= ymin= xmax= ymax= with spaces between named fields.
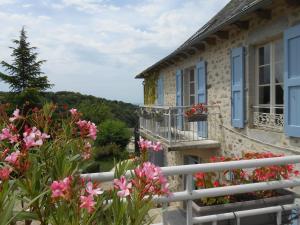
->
xmin=275 ymin=62 xmax=283 ymax=83
xmin=259 ymin=66 xmax=270 ymax=84
xmin=190 ymin=96 xmax=195 ymax=105
xmin=276 ymin=108 xmax=284 ymax=114
xmin=190 ymin=83 xmax=195 ymax=94
xmin=274 ymin=39 xmax=283 ymax=62
xmin=259 ymin=108 xmax=270 ymax=113
xmin=259 ymin=86 xmax=270 ymax=104
xmin=259 ymin=44 xmax=270 ymax=66
xmin=190 ymin=70 xmax=194 ymax=82
xmin=275 ymin=84 xmax=284 ymax=105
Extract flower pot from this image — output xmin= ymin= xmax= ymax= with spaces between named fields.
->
xmin=192 ymin=189 xmax=296 ymax=225
xmin=154 ymin=116 xmax=164 ymax=122
xmin=186 ymin=113 xmax=208 ymax=122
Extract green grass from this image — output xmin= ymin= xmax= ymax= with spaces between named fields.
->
xmin=98 ymin=158 xmax=115 ymax=172
xmin=84 ymin=155 xmax=130 ymax=173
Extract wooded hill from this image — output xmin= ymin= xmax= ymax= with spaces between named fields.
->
xmin=0 ymin=91 xmax=138 ymax=128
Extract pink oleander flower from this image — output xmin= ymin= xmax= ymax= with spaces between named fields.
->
xmin=5 ymin=151 xmax=20 ymax=166
xmin=138 ymin=137 xmax=152 ymax=151
xmin=138 ymin=137 xmax=163 ymax=152
xmin=80 ymin=195 xmax=96 ymax=213
xmin=23 ymin=127 xmax=50 ymax=149
xmin=0 ymin=167 xmax=11 ymax=181
xmin=50 ymin=177 xmax=72 ymax=199
xmin=9 ymin=109 xmax=20 ymax=122
xmin=76 ymin=120 xmax=98 ymax=140
xmin=85 ymin=182 xmax=103 ymax=197
xmin=69 ymin=108 xmax=78 ymax=116
xmin=0 ymin=127 xmax=19 ymax=143
xmin=82 ymin=142 xmax=92 ymax=160
xmin=1 ymin=148 xmax=10 ymax=160
xmin=152 ymin=142 xmax=162 ymax=152
xmin=0 ymin=128 xmax=11 ymax=141
xmin=114 ymin=176 xmax=132 ymax=197
xmin=133 ymin=162 xmax=170 ymax=197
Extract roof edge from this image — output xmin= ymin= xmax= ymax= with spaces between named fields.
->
xmin=135 ymin=0 xmax=272 ymax=79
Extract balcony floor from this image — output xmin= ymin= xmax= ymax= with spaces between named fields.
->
xmin=140 ymin=129 xmax=220 ymax=151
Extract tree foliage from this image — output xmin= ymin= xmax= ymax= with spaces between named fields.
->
xmin=97 ymin=119 xmax=131 ymax=149
xmin=0 ymin=27 xmax=52 ymax=92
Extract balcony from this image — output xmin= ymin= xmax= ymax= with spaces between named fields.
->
xmin=252 ymin=106 xmax=284 ymax=131
xmin=138 ymin=105 xmax=221 ymax=151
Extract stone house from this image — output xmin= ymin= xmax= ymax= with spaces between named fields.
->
xmin=135 ymin=0 xmax=300 ymax=189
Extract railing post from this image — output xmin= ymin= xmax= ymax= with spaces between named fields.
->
xmin=186 ymin=174 xmax=193 ymax=225
xmin=162 ymin=202 xmax=167 ymax=225
xmin=276 ymin=211 xmax=282 ymax=225
xmin=168 ymin=108 xmax=172 ymax=145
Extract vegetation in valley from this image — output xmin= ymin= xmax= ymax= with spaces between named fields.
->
xmin=0 ymin=90 xmax=138 ymax=172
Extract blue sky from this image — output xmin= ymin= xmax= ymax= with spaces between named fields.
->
xmin=0 ymin=0 xmax=230 ymax=104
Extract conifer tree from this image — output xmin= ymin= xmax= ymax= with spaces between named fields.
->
xmin=0 ymin=27 xmax=53 ymax=92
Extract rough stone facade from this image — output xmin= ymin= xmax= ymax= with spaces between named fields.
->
xmin=145 ymin=0 xmax=300 ymax=181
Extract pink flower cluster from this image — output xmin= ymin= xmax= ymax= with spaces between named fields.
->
xmin=0 ymin=125 xmax=19 ymax=143
xmin=76 ymin=120 xmax=97 ymax=140
xmin=80 ymin=182 xmax=103 ymax=213
xmin=138 ymin=137 xmax=162 ymax=152
xmin=50 ymin=176 xmax=72 ymax=200
xmin=69 ymin=108 xmax=78 ymax=116
xmin=133 ymin=162 xmax=170 ymax=197
xmin=0 ymin=167 xmax=11 ymax=181
xmin=23 ymin=127 xmax=50 ymax=149
xmin=82 ymin=142 xmax=92 ymax=160
xmin=114 ymin=162 xmax=170 ymax=198
xmin=50 ymin=177 xmax=103 ymax=214
xmin=9 ymin=109 xmax=21 ymax=122
xmin=114 ymin=176 xmax=132 ymax=197
xmin=5 ymin=150 xmax=21 ymax=166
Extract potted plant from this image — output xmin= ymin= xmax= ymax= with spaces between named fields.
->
xmin=185 ymin=103 xmax=208 ymax=122
xmin=151 ymin=109 xmax=164 ymax=122
xmin=192 ymin=153 xmax=299 ymax=225
xmin=139 ymin=108 xmax=152 ymax=119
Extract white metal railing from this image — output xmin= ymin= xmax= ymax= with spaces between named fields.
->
xmin=82 ymin=155 xmax=300 ymax=225
xmin=252 ymin=106 xmax=284 ymax=131
xmin=139 ymin=105 xmax=221 ymax=145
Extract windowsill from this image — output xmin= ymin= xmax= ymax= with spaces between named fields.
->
xmin=249 ymin=125 xmax=283 ymax=134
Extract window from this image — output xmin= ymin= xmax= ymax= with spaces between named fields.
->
xmin=254 ymin=39 xmax=284 ymax=130
xmin=183 ymin=67 xmax=196 ymax=106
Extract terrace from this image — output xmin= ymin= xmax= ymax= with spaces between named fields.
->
xmin=83 ymin=155 xmax=300 ymax=225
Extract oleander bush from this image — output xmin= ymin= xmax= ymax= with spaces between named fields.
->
xmin=0 ymin=104 xmax=169 ymax=225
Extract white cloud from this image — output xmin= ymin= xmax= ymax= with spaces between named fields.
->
xmin=0 ymin=0 xmax=230 ymax=103
xmin=0 ymin=0 xmax=15 ymax=5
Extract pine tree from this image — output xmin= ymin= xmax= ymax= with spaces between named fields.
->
xmin=0 ymin=27 xmax=53 ymax=92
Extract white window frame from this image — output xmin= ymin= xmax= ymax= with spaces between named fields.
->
xmin=253 ymin=39 xmax=284 ymax=130
xmin=183 ymin=67 xmax=196 ymax=106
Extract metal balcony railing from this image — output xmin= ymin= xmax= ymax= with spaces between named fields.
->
xmin=139 ymin=105 xmax=221 ymax=145
xmin=82 ymin=155 xmax=300 ymax=225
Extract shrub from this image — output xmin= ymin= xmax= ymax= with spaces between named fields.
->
xmin=96 ymin=119 xmax=131 ymax=149
xmin=0 ymin=104 xmax=169 ymax=225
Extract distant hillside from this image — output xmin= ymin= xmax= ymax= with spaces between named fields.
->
xmin=0 ymin=91 xmax=138 ymax=128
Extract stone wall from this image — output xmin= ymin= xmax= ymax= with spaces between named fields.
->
xmin=154 ymin=0 xmax=300 ymax=171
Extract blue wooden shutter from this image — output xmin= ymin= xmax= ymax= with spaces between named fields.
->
xmin=284 ymin=24 xmax=300 ymax=137
xmin=157 ymin=74 xmax=164 ymax=106
xmin=196 ymin=61 xmax=208 ymax=137
xmin=176 ymin=69 xmax=183 ymax=130
xmin=231 ymin=47 xmax=245 ymax=128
